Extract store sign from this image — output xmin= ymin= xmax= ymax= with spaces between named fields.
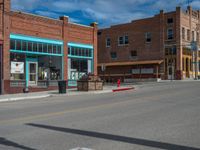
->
xmin=11 ymin=61 xmax=24 ymax=74
xmin=71 ymin=72 xmax=86 ymax=80
xmin=132 ymin=69 xmax=140 ymax=74
xmin=141 ymin=68 xmax=154 ymax=74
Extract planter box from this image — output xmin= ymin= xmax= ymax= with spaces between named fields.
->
xmin=77 ymin=81 xmax=103 ymax=91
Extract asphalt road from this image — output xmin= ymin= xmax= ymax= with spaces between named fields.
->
xmin=0 ymin=81 xmax=200 ymax=150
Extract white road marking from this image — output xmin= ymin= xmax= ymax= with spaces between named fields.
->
xmin=69 ymin=147 xmax=94 ymax=150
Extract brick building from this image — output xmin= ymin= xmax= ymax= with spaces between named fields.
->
xmin=0 ymin=0 xmax=97 ymax=94
xmin=98 ymin=6 xmax=200 ymax=82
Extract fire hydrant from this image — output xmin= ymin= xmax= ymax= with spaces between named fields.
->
xmin=117 ymin=79 xmax=121 ymax=88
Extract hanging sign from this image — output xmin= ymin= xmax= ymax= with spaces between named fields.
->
xmin=11 ymin=61 xmax=24 ymax=74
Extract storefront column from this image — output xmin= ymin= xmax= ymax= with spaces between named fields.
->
xmin=188 ymin=58 xmax=191 ymax=75
xmin=60 ymin=16 xmax=69 ymax=82
xmin=90 ymin=22 xmax=98 ymax=75
xmin=156 ymin=65 xmax=159 ymax=79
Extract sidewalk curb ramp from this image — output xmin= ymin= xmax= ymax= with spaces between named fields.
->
xmin=112 ymin=87 xmax=135 ymax=92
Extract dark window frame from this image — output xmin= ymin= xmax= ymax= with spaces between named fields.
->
xmin=145 ymin=32 xmax=152 ymax=43
xmin=106 ymin=37 xmax=111 ymax=47
xmin=110 ymin=52 xmax=117 ymax=59
xmin=167 ymin=28 xmax=174 ymax=40
xmin=167 ymin=18 xmax=173 ymax=24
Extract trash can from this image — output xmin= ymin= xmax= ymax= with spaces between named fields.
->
xmin=58 ymin=80 xmax=66 ymax=94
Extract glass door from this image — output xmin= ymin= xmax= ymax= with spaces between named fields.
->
xmin=28 ymin=62 xmax=38 ymax=86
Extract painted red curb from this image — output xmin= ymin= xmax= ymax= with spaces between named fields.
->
xmin=112 ymin=87 xmax=135 ymax=92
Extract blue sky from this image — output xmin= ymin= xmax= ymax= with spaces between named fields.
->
xmin=11 ymin=0 xmax=200 ymax=28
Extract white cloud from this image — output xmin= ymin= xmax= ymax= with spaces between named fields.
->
xmin=35 ymin=10 xmax=59 ymax=19
xmin=11 ymin=0 xmax=40 ymax=11
xmin=11 ymin=0 xmax=200 ymax=28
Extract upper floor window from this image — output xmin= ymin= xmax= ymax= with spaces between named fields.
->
xmin=10 ymin=39 xmax=62 ymax=55
xmin=145 ymin=32 xmax=151 ymax=42
xmin=130 ymin=50 xmax=137 ymax=58
xmin=118 ymin=36 xmax=124 ymax=45
xmin=98 ymin=31 xmax=102 ymax=36
xmin=182 ymin=27 xmax=185 ymax=40
xmin=124 ymin=35 xmax=129 ymax=44
xmin=197 ymin=32 xmax=199 ymax=42
xmin=106 ymin=37 xmax=111 ymax=47
xmin=110 ymin=52 xmax=117 ymax=59
xmin=187 ymin=29 xmax=190 ymax=41
xmin=167 ymin=28 xmax=173 ymax=40
xmin=68 ymin=47 xmax=92 ymax=58
xmin=192 ymin=31 xmax=195 ymax=41
xmin=118 ymin=35 xmax=129 ymax=46
xmin=167 ymin=18 xmax=173 ymax=24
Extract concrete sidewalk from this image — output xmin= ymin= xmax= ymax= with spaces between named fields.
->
xmin=0 ymin=85 xmax=135 ymax=103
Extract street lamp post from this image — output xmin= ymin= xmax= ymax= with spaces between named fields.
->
xmin=23 ymin=54 xmax=29 ymax=93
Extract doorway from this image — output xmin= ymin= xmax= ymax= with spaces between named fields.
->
xmin=168 ymin=66 xmax=174 ymax=80
xmin=28 ymin=61 xmax=38 ymax=86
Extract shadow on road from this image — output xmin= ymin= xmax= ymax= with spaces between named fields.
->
xmin=0 ymin=137 xmax=37 ymax=150
xmin=26 ymin=123 xmax=200 ymax=150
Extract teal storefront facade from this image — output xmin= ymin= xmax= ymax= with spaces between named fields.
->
xmin=67 ymin=42 xmax=94 ymax=86
xmin=9 ymin=33 xmax=95 ymax=89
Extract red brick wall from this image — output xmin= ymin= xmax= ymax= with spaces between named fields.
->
xmin=98 ymin=15 xmax=165 ymax=64
xmin=98 ymin=7 xmax=200 ymax=80
xmin=68 ymin=23 xmax=94 ymax=44
xmin=0 ymin=0 xmax=97 ymax=94
xmin=10 ymin=11 xmax=63 ymax=40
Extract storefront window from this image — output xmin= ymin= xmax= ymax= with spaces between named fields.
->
xmin=10 ymin=53 xmax=25 ymax=80
xmin=38 ymin=43 xmax=43 ymax=52
xmin=28 ymin=42 xmax=32 ymax=51
xmin=53 ymin=45 xmax=57 ymax=54
xmin=69 ymin=46 xmax=92 ymax=57
xmin=33 ymin=43 xmax=37 ymax=52
xmin=38 ymin=56 xmax=62 ymax=81
xmin=22 ymin=41 xmax=27 ymax=51
xmin=16 ymin=40 xmax=21 ymax=50
xmin=67 ymin=44 xmax=93 ymax=86
xmin=10 ymin=39 xmax=62 ymax=55
xmin=48 ymin=44 xmax=52 ymax=53
xmin=43 ymin=44 xmax=47 ymax=53
xmin=57 ymin=45 xmax=61 ymax=54
xmin=10 ymin=40 xmax=15 ymax=50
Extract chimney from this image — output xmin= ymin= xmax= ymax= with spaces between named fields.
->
xmin=59 ymin=16 xmax=69 ymax=24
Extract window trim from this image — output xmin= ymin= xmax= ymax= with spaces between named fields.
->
xmin=167 ymin=18 xmax=174 ymax=24
xmin=187 ymin=29 xmax=190 ymax=41
xmin=130 ymin=50 xmax=137 ymax=59
xmin=182 ymin=27 xmax=185 ymax=40
xmin=118 ymin=35 xmax=129 ymax=46
xmin=110 ymin=52 xmax=117 ymax=59
xmin=167 ymin=28 xmax=174 ymax=40
xmin=145 ymin=32 xmax=152 ymax=43
xmin=106 ymin=37 xmax=111 ymax=47
xmin=192 ymin=31 xmax=195 ymax=41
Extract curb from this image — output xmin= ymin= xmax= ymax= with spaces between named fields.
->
xmin=112 ymin=87 xmax=135 ymax=92
xmin=0 ymin=95 xmax=51 ymax=103
xmin=0 ymin=87 xmax=133 ymax=103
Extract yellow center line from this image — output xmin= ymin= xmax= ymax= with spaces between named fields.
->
xmin=0 ymin=92 xmax=177 ymax=125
